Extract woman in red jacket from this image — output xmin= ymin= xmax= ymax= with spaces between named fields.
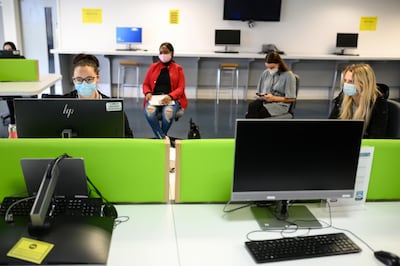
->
xmin=142 ymin=42 xmax=188 ymax=139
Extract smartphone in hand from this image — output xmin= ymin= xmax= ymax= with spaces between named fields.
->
xmin=256 ymin=93 xmax=265 ymax=97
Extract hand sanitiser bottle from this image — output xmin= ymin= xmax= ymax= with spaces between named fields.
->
xmin=8 ymin=124 xmax=18 ymax=138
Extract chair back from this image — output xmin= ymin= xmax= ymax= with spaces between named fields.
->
xmin=288 ymin=73 xmax=300 ymax=115
xmin=386 ymin=99 xmax=400 ymax=139
xmin=377 ymin=83 xmax=389 ymax=99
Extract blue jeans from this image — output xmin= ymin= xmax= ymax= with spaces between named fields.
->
xmin=144 ymin=101 xmax=181 ymax=139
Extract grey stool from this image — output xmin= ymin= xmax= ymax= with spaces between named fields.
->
xmin=216 ymin=63 xmax=239 ymax=104
xmin=117 ymin=61 xmax=140 ymax=101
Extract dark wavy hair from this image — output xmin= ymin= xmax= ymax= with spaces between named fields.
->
xmin=72 ymin=53 xmax=100 ymax=75
xmin=265 ymin=51 xmax=290 ymax=72
xmin=159 ymin=42 xmax=174 ymax=57
xmin=3 ymin=41 xmax=17 ymax=51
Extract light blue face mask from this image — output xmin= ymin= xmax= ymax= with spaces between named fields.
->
xmin=75 ymin=82 xmax=96 ymax=97
xmin=343 ymin=83 xmax=357 ymax=96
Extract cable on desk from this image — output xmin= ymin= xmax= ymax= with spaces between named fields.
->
xmin=245 ymin=200 xmax=377 ymax=254
xmin=222 ymin=200 xmax=253 ymax=213
xmin=4 ymin=196 xmax=36 ymax=223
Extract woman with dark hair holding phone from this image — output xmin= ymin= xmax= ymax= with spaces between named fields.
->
xmin=245 ymin=51 xmax=296 ymax=118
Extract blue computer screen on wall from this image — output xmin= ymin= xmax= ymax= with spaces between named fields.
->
xmin=116 ymin=27 xmax=142 ymax=44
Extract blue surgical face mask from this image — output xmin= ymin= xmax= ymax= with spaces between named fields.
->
xmin=343 ymin=83 xmax=357 ymax=96
xmin=75 ymin=82 xmax=96 ymax=97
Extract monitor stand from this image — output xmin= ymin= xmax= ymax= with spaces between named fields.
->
xmin=333 ymin=48 xmax=359 ymax=56
xmin=251 ymin=200 xmax=322 ymax=230
xmin=214 ymin=45 xmax=239 ymax=53
xmin=116 ymin=43 xmax=140 ymax=51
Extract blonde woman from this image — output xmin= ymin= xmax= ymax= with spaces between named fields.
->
xmin=329 ymin=64 xmax=388 ymax=138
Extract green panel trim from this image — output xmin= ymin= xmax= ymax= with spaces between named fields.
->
xmin=0 ymin=138 xmax=168 ymax=202
xmin=0 ymin=59 xmax=39 ymax=81
xmin=362 ymin=139 xmax=400 ymax=200
xmin=177 ymin=139 xmax=235 ymax=203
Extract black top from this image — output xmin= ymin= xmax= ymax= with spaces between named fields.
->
xmin=329 ymin=93 xmax=388 ymax=138
xmin=154 ymin=66 xmax=172 ymax=95
xmin=60 ymin=90 xmax=134 ymax=138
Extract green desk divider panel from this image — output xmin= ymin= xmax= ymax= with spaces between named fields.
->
xmin=0 ymin=138 xmax=169 ymax=203
xmin=363 ymin=139 xmax=400 ymax=200
xmin=0 ymin=59 xmax=39 ymax=81
xmin=175 ymin=139 xmax=235 ymax=203
xmin=174 ymin=139 xmax=400 ymax=203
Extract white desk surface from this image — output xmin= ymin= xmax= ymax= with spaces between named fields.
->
xmin=51 ymin=49 xmax=400 ymax=61
xmin=108 ymin=204 xmax=179 ymax=266
xmin=0 ymin=74 xmax=62 ymax=96
xmin=108 ymin=202 xmax=400 ymax=266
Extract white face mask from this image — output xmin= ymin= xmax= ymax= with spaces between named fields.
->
xmin=159 ymin=54 xmax=172 ymax=63
xmin=267 ymin=68 xmax=278 ymax=75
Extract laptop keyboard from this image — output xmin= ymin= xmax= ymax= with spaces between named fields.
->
xmin=0 ymin=197 xmax=104 ymax=218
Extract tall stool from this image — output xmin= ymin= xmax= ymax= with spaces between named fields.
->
xmin=216 ymin=63 xmax=239 ymax=104
xmin=117 ymin=61 xmax=140 ymax=101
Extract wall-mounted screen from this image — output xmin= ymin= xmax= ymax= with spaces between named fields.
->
xmin=116 ymin=26 xmax=142 ymax=50
xmin=223 ymin=0 xmax=282 ymax=21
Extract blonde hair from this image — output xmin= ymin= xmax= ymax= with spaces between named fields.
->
xmin=339 ymin=64 xmax=380 ymax=130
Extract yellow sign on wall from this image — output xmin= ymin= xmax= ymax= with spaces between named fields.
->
xmin=360 ymin=16 xmax=377 ymax=31
xmin=82 ymin=8 xmax=103 ymax=24
xmin=170 ymin=10 xmax=180 ymax=24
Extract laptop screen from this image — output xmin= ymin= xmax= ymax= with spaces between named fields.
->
xmin=20 ymin=158 xmax=89 ymax=198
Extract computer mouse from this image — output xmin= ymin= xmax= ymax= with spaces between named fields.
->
xmin=374 ymin=250 xmax=400 ymax=266
xmin=102 ymin=204 xmax=118 ymax=219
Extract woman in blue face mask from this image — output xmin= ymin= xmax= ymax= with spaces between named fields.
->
xmin=329 ymin=63 xmax=388 ymax=138
xmin=62 ymin=53 xmax=134 ymax=137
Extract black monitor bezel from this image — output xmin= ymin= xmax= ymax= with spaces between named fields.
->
xmin=14 ymin=98 xmax=125 ymax=138
xmin=231 ymin=119 xmax=364 ymax=202
xmin=214 ymin=29 xmax=241 ymax=46
xmin=336 ymin=33 xmax=359 ymax=48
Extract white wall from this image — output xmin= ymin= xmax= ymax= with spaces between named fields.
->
xmin=57 ymin=0 xmax=400 ymax=56
xmin=0 ymin=0 xmax=23 ymax=51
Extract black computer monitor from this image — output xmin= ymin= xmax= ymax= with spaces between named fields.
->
xmin=14 ymin=98 xmax=125 ymax=138
xmin=214 ymin=29 xmax=241 ymax=53
xmin=335 ymin=33 xmax=359 ymax=55
xmin=231 ymin=119 xmax=364 ymax=230
xmin=0 ymin=49 xmax=23 ymax=58
xmin=116 ymin=26 xmax=142 ymax=51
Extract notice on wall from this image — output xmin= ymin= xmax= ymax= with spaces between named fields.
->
xmin=360 ymin=16 xmax=378 ymax=31
xmin=327 ymin=146 xmax=374 ymax=210
xmin=169 ymin=9 xmax=180 ymax=24
xmin=82 ymin=8 xmax=103 ymax=24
